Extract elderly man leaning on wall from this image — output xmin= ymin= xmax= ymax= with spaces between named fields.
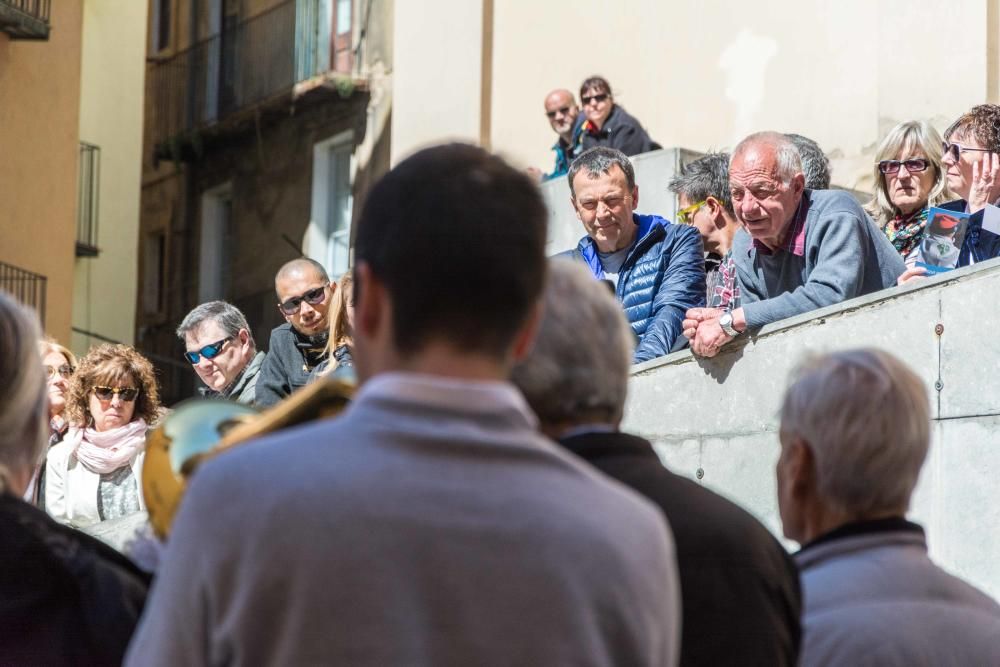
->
xmin=777 ymin=348 xmax=1000 ymax=666
xmin=512 ymin=260 xmax=802 ymax=666
xmin=682 ymin=132 xmax=906 ymax=358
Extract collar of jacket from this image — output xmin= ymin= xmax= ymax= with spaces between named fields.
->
xmin=578 ymin=213 xmax=669 ymax=280
xmin=795 ymin=517 xmax=925 ymax=570
xmin=585 ymin=104 xmax=623 ymax=137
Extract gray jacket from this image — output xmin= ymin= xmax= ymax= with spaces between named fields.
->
xmin=796 ymin=519 xmax=1000 ymax=666
xmin=198 ymin=351 xmax=265 ymax=405
xmin=733 ymin=189 xmax=906 ymax=328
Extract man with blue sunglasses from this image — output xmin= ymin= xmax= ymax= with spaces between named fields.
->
xmin=176 ymin=301 xmax=265 ymax=405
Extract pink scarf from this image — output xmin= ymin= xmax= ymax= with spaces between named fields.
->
xmin=65 ymin=419 xmax=148 ymax=474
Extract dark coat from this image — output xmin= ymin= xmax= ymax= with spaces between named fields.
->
xmin=559 ymin=431 xmax=802 ymax=667
xmin=938 ymin=199 xmax=1000 ymax=264
xmin=560 ymin=214 xmax=705 ymax=362
xmin=255 ymin=323 xmax=329 ymax=407
xmin=0 ymin=493 xmax=149 ymax=665
xmin=580 ymin=104 xmax=659 ymax=156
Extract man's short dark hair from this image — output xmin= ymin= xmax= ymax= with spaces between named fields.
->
xmin=785 ymin=134 xmax=831 ymax=190
xmin=353 ymin=143 xmax=547 ymax=358
xmin=668 ymin=152 xmax=734 ymax=216
xmin=567 ymin=147 xmax=636 ymax=198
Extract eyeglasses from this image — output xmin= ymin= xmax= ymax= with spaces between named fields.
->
xmin=184 ymin=336 xmax=233 ymax=364
xmin=546 ymin=106 xmax=572 ymax=119
xmin=878 ymin=158 xmax=930 ymax=175
xmin=44 ymin=364 xmax=75 ymax=380
xmin=676 ymin=200 xmax=709 ymax=225
xmin=92 ymin=386 xmax=140 ymax=402
xmin=278 ymin=286 xmax=327 ymax=315
xmin=942 ymin=141 xmax=991 ymax=162
xmin=581 ymin=93 xmax=609 ymax=106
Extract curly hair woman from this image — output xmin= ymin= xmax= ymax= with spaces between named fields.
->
xmin=44 ymin=344 xmax=161 ymax=531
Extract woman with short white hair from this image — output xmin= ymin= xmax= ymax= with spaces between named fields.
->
xmin=777 ymin=348 xmax=1000 ymax=666
xmin=0 ymin=292 xmax=148 ymax=664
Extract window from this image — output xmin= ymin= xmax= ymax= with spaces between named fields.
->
xmin=307 ymin=131 xmax=354 ymax=278
xmin=152 ymin=0 xmax=172 ymax=53
xmin=199 ymin=184 xmax=233 ymax=301
xmin=331 ymin=0 xmax=352 ymax=71
xmin=76 ymin=142 xmax=100 ymax=257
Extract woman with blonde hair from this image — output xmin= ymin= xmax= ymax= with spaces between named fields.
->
xmin=25 ymin=339 xmax=78 ymax=505
xmin=45 ymin=344 xmax=161 ymax=531
xmin=311 ymin=270 xmax=355 ymax=381
xmin=865 ymin=120 xmax=953 ymax=264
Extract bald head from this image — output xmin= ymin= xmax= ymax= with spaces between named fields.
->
xmin=275 ymin=258 xmax=330 ymax=289
xmin=544 ymin=89 xmax=579 ymax=140
xmin=275 ymin=258 xmax=334 ymax=336
xmin=731 ymin=132 xmax=803 ymax=184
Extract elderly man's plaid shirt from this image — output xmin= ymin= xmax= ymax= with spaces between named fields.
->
xmin=707 ymin=251 xmax=741 ymax=311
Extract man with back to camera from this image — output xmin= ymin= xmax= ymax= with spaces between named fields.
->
xmin=176 ymin=301 xmax=266 ymax=405
xmin=682 ymin=132 xmax=905 ymax=358
xmin=126 ymin=144 xmax=681 ymax=666
xmin=255 ymin=258 xmax=336 ymax=406
xmin=561 ymin=146 xmax=705 ymax=363
xmin=777 ymin=348 xmax=1000 ymax=665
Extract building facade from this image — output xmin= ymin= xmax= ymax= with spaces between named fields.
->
xmin=138 ymin=0 xmax=392 ymax=402
xmin=0 ymin=1 xmax=82 ymax=342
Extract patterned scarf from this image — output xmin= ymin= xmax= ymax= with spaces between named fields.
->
xmin=65 ymin=419 xmax=147 ymax=474
xmin=886 ymin=207 xmax=928 ymax=258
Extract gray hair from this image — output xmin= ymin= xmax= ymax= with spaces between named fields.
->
xmin=785 ymin=133 xmax=831 ymax=190
xmin=864 ymin=121 xmax=952 ymax=228
xmin=779 ymin=348 xmax=930 ymax=517
xmin=176 ymin=300 xmax=255 ymax=349
xmin=511 ymin=260 xmax=635 ymax=427
xmin=568 ymin=147 xmax=636 ymax=199
xmin=0 ymin=293 xmax=48 ymax=494
xmin=668 ymin=152 xmax=734 ymax=215
xmin=732 ymin=131 xmax=803 ymax=184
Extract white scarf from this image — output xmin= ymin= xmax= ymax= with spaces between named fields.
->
xmin=65 ymin=419 xmax=148 ymax=474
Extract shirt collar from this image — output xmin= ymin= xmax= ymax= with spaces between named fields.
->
xmin=750 ymin=195 xmax=808 ymax=257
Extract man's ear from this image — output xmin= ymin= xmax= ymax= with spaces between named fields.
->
xmin=510 ymin=300 xmax=544 ymax=364
xmin=787 ymin=436 xmax=816 ymax=501
xmin=791 ymin=173 xmax=806 ymax=197
xmin=238 ymin=328 xmax=252 ymax=348
xmin=631 ymin=185 xmax=639 ymax=212
xmin=706 ymin=197 xmax=726 ymax=229
xmin=354 ymin=262 xmax=383 ymax=340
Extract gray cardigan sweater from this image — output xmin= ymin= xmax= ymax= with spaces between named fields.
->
xmin=733 ymin=189 xmax=905 ymax=329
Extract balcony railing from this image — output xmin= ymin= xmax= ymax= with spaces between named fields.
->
xmin=77 ymin=142 xmax=100 ymax=257
xmin=0 ymin=261 xmax=46 ymax=326
xmin=0 ymin=0 xmax=51 ymax=40
xmin=149 ymin=0 xmax=299 ymax=150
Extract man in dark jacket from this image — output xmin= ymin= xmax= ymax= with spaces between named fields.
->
xmin=511 ymin=261 xmax=801 ymax=667
xmin=255 ymin=258 xmax=336 ymax=407
xmin=560 ymin=146 xmax=705 ymax=363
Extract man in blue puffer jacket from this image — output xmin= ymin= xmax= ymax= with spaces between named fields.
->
xmin=559 ymin=147 xmax=705 ymax=363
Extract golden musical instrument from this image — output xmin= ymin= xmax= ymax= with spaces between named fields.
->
xmin=142 ymin=377 xmax=354 ymax=539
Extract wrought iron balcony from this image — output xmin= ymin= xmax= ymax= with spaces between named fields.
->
xmin=76 ymin=142 xmax=101 ymax=257
xmin=0 ymin=0 xmax=51 ymax=40
xmin=0 ymin=260 xmax=46 ymax=326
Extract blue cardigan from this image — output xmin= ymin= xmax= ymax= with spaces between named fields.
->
xmin=562 ymin=214 xmax=705 ymax=363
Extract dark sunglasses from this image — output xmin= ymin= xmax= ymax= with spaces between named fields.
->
xmin=93 ymin=385 xmax=140 ymax=402
xmin=278 ymin=286 xmax=327 ymax=315
xmin=546 ymin=106 xmax=572 ymax=119
xmin=942 ymin=141 xmax=991 ymax=162
xmin=184 ymin=336 xmax=233 ymax=364
xmin=581 ymin=93 xmax=609 ymax=105
xmin=878 ymin=158 xmax=930 ymax=175
xmin=45 ymin=364 xmax=75 ymax=380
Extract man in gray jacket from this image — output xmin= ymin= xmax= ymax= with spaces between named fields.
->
xmin=177 ymin=301 xmax=265 ymax=405
xmin=128 ymin=144 xmax=680 ymax=666
xmin=777 ymin=348 xmax=1000 ymax=666
xmin=682 ymin=132 xmax=905 ymax=357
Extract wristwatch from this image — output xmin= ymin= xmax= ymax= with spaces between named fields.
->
xmin=719 ymin=311 xmax=740 ymax=338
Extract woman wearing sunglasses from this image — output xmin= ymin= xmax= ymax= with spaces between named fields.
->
xmin=865 ymin=121 xmax=953 ymax=264
xmin=578 ymin=75 xmax=658 ymax=157
xmin=45 ymin=344 xmax=162 ymax=534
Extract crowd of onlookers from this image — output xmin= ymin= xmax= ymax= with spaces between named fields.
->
xmin=1 ymin=78 xmax=999 ymax=664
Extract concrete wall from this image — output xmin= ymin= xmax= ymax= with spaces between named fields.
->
xmin=0 ymin=2 xmax=84 ymax=341
xmin=72 ymin=0 xmax=150 ymax=354
xmin=392 ymin=0 xmax=994 ymax=192
xmin=623 ymin=258 xmax=1000 ymax=601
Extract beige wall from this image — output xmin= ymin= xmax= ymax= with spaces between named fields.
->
xmin=393 ymin=0 xmax=995 ymax=193
xmin=0 ymin=2 xmax=84 ymax=342
xmin=72 ymin=0 xmax=150 ymax=355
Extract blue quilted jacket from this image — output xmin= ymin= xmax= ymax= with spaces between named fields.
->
xmin=561 ymin=214 xmax=705 ymax=363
